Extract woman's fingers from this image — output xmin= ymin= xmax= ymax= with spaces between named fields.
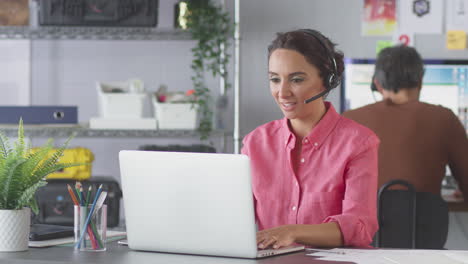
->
xmin=257 ymin=236 xmax=278 ymax=249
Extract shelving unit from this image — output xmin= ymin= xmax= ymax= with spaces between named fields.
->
xmin=0 ymin=26 xmax=192 ymax=40
xmin=0 ymin=124 xmax=227 ymax=138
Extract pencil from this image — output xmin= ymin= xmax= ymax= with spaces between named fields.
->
xmin=80 ymin=186 xmax=84 ymax=206
xmin=67 ymin=184 xmax=79 ymax=206
xmin=75 ymin=182 xmax=82 ymax=204
xmin=85 ymin=186 xmax=92 ymax=206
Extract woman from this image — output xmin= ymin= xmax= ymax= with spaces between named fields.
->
xmin=241 ymin=29 xmax=380 ymax=248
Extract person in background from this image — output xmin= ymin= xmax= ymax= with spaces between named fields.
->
xmin=343 ymin=45 xmax=468 ymax=199
xmin=241 ymin=29 xmax=380 ymax=249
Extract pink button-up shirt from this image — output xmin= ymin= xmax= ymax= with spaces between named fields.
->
xmin=241 ymin=102 xmax=380 ymax=247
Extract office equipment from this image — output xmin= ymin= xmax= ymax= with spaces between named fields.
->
xmin=341 ymin=58 xmax=468 ymax=131
xmin=376 ymin=179 xmax=449 ymax=249
xmin=119 ymin=150 xmax=305 ymax=258
xmin=75 ymin=203 xmax=107 ymax=251
xmin=38 ymin=0 xmax=159 ymax=27
xmin=29 ymin=224 xmax=74 ymax=241
xmin=0 ymin=106 xmax=78 ymax=124
xmin=34 ymin=177 xmax=122 ymax=228
xmin=34 ymin=147 xmax=94 ymax=180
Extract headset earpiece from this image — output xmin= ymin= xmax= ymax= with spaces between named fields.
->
xmin=370 ymin=75 xmax=378 ymax=92
xmin=300 ymin=29 xmax=341 ymax=103
xmin=328 ymin=72 xmax=340 ymax=89
xmin=299 ymin=29 xmax=340 ymax=89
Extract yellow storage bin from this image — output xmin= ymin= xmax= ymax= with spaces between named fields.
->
xmin=33 ymin=147 xmax=94 ymax=180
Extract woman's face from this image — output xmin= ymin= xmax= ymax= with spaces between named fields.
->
xmin=268 ymin=49 xmax=325 ymax=120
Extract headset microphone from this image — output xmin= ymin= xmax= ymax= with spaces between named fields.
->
xmin=304 ymin=88 xmax=331 ymax=104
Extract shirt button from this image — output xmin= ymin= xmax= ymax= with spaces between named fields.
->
xmin=300 ymin=158 xmax=305 ymax=163
xmin=314 ymin=142 xmax=318 ymax=147
xmin=292 ymin=206 xmax=297 ymax=211
xmin=304 ymin=139 xmax=308 ymax=143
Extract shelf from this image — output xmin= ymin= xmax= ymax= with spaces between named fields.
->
xmin=0 ymin=124 xmax=226 ymax=138
xmin=0 ymin=26 xmax=192 ymax=41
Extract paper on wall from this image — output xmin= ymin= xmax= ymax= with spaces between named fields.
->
xmin=446 ymin=0 xmax=468 ymax=31
xmin=446 ymin=30 xmax=467 ymax=50
xmin=361 ymin=0 xmax=397 ymax=36
xmin=399 ymin=0 xmax=443 ymax=34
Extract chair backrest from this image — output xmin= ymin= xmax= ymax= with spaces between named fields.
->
xmin=375 ymin=179 xmax=449 ymax=249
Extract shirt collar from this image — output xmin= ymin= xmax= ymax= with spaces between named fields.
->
xmin=281 ymin=102 xmax=341 ymax=149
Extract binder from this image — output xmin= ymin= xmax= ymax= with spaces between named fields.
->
xmin=0 ymin=106 xmax=78 ymax=124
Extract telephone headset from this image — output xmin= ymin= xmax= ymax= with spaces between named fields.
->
xmin=299 ymin=29 xmax=341 ymax=104
xmin=370 ymin=74 xmax=378 ymax=92
xmin=370 ymin=74 xmax=379 ymax=102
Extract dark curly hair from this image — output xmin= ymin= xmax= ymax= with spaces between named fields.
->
xmin=267 ymin=29 xmax=344 ymax=92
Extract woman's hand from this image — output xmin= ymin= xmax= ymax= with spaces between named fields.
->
xmin=256 ymin=225 xmax=298 ymax=249
xmin=256 ymin=223 xmax=343 ymax=249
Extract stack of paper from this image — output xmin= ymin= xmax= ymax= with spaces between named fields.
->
xmin=307 ymin=248 xmax=468 ymax=264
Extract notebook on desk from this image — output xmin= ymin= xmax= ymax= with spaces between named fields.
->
xmin=119 ymin=150 xmax=305 ymax=259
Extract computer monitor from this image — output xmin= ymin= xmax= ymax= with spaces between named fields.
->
xmin=341 ymin=59 xmax=468 ymax=131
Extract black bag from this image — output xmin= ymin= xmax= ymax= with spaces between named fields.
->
xmin=34 ymin=177 xmax=122 ymax=227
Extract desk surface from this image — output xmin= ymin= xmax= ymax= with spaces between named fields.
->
xmin=442 ymin=191 xmax=468 ymax=212
xmin=0 ymin=242 xmax=353 ymax=264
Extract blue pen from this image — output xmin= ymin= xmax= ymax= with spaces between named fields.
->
xmin=76 ymin=184 xmax=103 ymax=249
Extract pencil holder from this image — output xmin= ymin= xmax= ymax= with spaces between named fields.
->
xmin=74 ymin=204 xmax=107 ymax=252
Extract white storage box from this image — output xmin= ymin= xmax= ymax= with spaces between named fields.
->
xmin=152 ymin=97 xmax=198 ymax=130
xmin=97 ymin=81 xmax=147 ymax=118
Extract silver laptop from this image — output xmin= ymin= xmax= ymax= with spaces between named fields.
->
xmin=119 ymin=150 xmax=304 ymax=259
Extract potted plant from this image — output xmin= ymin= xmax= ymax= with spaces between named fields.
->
xmin=178 ymin=0 xmax=233 ymax=140
xmin=0 ymin=119 xmax=80 ymax=252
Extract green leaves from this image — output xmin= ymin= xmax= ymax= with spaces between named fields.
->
xmin=0 ymin=119 xmax=79 ymax=213
xmin=184 ymin=0 xmax=233 ymax=140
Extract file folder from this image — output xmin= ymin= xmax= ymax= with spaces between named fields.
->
xmin=0 ymin=106 xmax=78 ymax=124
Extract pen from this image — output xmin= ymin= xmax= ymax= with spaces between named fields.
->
xmin=306 ymin=248 xmax=346 ymax=255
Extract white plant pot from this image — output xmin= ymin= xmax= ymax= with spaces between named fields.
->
xmin=0 ymin=208 xmax=30 ymax=252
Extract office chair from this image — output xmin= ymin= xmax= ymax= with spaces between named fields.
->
xmin=375 ymin=179 xmax=449 ymax=249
